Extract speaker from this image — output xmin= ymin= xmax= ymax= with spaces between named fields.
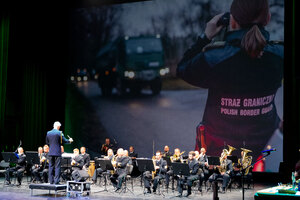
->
xmin=72 ymin=170 xmax=89 ymax=182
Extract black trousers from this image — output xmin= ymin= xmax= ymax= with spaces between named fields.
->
xmin=49 ymin=156 xmax=61 ymax=184
xmin=32 ymin=167 xmax=48 ymax=182
xmin=178 ymin=175 xmax=199 ymax=194
xmin=92 ymin=168 xmax=104 ymax=182
xmin=199 ymin=169 xmax=209 ymax=188
xmin=209 ymin=173 xmax=231 ymax=189
xmin=110 ymin=172 xmax=126 ymax=189
xmin=143 ymin=171 xmax=165 ymax=191
xmin=5 ymin=167 xmax=25 ymax=183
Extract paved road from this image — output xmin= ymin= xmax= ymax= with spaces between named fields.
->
xmin=76 ymin=81 xmax=283 ymax=158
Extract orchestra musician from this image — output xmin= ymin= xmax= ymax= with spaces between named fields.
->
xmin=177 ymin=151 xmax=200 ymax=197
xmin=166 ymin=148 xmax=183 ymax=189
xmin=208 ymin=152 xmax=233 ymax=193
xmin=71 ymin=148 xmax=85 ymax=178
xmin=31 ymin=147 xmax=43 ymax=182
xmin=4 ymin=147 xmax=26 ymax=186
xmin=101 ymin=138 xmax=114 ymax=155
xmin=110 ymin=148 xmax=130 ymax=192
xmin=144 ymin=150 xmax=167 ymax=194
xmin=80 ymin=147 xmax=90 ymax=171
xmin=198 ymin=147 xmax=209 ymax=192
xmin=163 ymin=145 xmax=172 ymax=157
xmin=129 ymin=146 xmax=139 ymax=176
xmin=32 ymin=145 xmax=50 ymax=183
xmin=124 ymin=150 xmax=132 ymax=165
xmin=129 ymin=146 xmax=138 ymax=159
xmin=92 ymin=148 xmax=114 ymax=184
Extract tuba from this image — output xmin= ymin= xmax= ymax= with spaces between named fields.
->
xmin=219 ymin=145 xmax=236 ymax=174
xmin=238 ymin=148 xmax=252 ymax=175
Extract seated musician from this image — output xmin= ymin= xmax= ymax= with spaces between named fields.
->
xmin=129 ymin=146 xmax=139 ymax=177
xmin=166 ymin=148 xmax=183 ymax=189
xmin=129 ymin=146 xmax=138 ymax=159
xmin=32 ymin=145 xmax=50 ymax=183
xmin=5 ymin=147 xmax=26 ymax=186
xmin=235 ymin=150 xmax=253 ymax=188
xmin=163 ymin=145 xmax=172 ymax=157
xmin=31 ymin=147 xmax=43 ymax=182
xmin=177 ymin=151 xmax=200 ymax=197
xmin=198 ymin=147 xmax=209 ymax=192
xmin=92 ymin=148 xmax=114 ymax=184
xmin=80 ymin=147 xmax=90 ymax=171
xmin=124 ymin=150 xmax=132 ymax=165
xmin=71 ymin=148 xmax=85 ymax=178
xmin=208 ymin=152 xmax=233 ymax=193
xmin=144 ymin=150 xmax=167 ymax=194
xmin=110 ymin=148 xmax=130 ymax=192
xmin=101 ymin=138 xmax=114 ymax=155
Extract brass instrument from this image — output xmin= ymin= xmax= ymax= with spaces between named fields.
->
xmin=152 ymin=157 xmax=157 ymax=179
xmin=238 ymin=148 xmax=252 ymax=175
xmin=219 ymin=145 xmax=236 ymax=174
xmin=111 ymin=154 xmax=118 ymax=174
xmin=170 ymin=151 xmax=185 ymax=163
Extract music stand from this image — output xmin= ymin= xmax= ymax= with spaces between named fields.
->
xmin=227 ymin=156 xmax=238 ymax=164
xmin=26 ymin=151 xmax=40 ymax=165
xmin=1 ymin=152 xmax=19 ymax=186
xmin=207 ymin=156 xmax=220 ymax=166
xmin=162 ymin=156 xmax=172 ymax=168
xmin=98 ymin=159 xmax=114 ymax=192
xmin=171 ymin=163 xmax=190 ymax=177
xmin=1 ymin=152 xmax=18 ymax=164
xmin=136 ymin=158 xmax=155 ymax=194
xmin=207 ymin=156 xmax=221 ymax=200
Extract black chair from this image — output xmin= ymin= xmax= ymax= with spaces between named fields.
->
xmin=118 ymin=164 xmax=134 ymax=194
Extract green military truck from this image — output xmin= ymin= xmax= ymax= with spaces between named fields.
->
xmin=95 ymin=35 xmax=168 ymax=96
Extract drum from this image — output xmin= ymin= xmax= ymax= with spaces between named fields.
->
xmin=88 ymin=160 xmax=95 ymax=177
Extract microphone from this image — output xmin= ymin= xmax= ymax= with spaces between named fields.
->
xmin=261 ymin=148 xmax=276 ymax=153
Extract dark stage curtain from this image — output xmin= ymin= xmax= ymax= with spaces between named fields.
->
xmin=0 ymin=15 xmax=9 ymax=144
xmin=21 ymin=65 xmax=47 ymax=151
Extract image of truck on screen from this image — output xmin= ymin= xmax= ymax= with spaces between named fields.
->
xmin=95 ymin=35 xmax=168 ymax=96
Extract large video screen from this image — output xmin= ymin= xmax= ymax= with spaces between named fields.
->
xmin=67 ymin=0 xmax=284 ymax=172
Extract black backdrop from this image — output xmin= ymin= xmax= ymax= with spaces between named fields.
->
xmin=0 ymin=0 xmax=299 ymax=180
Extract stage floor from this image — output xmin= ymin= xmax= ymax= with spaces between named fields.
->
xmin=0 ymin=177 xmax=273 ymax=200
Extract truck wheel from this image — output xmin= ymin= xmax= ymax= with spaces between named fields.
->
xmin=150 ymin=79 xmax=162 ymax=95
xmin=116 ymin=78 xmax=126 ymax=96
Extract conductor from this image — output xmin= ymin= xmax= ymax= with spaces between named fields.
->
xmin=46 ymin=121 xmax=73 ymax=184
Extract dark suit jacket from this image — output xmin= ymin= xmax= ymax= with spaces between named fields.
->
xmin=46 ymin=129 xmax=70 ymax=156
xmin=188 ymin=159 xmax=200 ymax=175
xmin=81 ymin=153 xmax=90 ymax=168
xmin=16 ymin=153 xmax=26 ymax=169
xmin=72 ymin=155 xmax=84 ymax=170
xmin=155 ymin=158 xmax=167 ymax=174
xmin=115 ymin=156 xmax=130 ymax=175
